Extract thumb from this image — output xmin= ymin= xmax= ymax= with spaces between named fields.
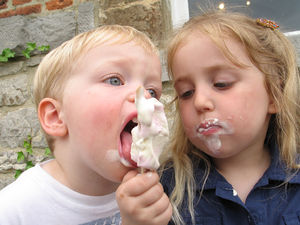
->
xmin=122 ymin=170 xmax=139 ymax=183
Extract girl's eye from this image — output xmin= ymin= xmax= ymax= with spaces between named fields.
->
xmin=104 ymin=77 xmax=123 ymax=86
xmin=179 ymin=90 xmax=194 ymax=99
xmin=214 ymin=82 xmax=232 ymax=89
xmin=147 ymin=89 xmax=157 ymax=98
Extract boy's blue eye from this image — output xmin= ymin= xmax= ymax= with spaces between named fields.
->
xmin=147 ymin=89 xmax=157 ymax=98
xmin=104 ymin=77 xmax=123 ymax=86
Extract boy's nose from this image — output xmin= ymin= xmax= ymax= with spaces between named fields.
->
xmin=144 ymin=89 xmax=152 ymax=99
xmin=128 ymin=92 xmax=135 ymax=103
xmin=193 ymin=90 xmax=214 ymax=113
xmin=128 ymin=87 xmax=151 ymax=103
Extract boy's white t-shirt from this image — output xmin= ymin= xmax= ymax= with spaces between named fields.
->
xmin=0 ymin=160 xmax=121 ymax=225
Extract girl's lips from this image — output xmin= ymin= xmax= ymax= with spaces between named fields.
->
xmin=197 ymin=118 xmax=222 ymax=136
xmin=198 ymin=125 xmax=221 ymax=135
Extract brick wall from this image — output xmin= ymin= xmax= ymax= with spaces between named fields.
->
xmin=0 ymin=0 xmax=74 ymax=18
xmin=0 ymin=0 xmax=173 ymax=189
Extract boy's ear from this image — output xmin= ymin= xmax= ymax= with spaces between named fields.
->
xmin=38 ymin=98 xmax=68 ymax=137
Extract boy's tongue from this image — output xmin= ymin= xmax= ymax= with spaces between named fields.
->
xmin=120 ymin=131 xmax=137 ymax=167
xmin=119 ymin=87 xmax=169 ymax=170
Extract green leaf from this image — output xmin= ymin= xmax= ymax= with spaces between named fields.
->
xmin=17 ymin=151 xmax=25 ymax=162
xmin=25 ymin=161 xmax=34 ymax=170
xmin=23 ymin=140 xmax=30 ymax=148
xmin=22 ymin=49 xmax=31 ymax=59
xmin=2 ymin=48 xmax=15 ymax=58
xmin=0 ymin=48 xmax=15 ymax=62
xmin=15 ymin=169 xmax=23 ymax=179
xmin=26 ymin=42 xmax=36 ymax=51
xmin=37 ymin=45 xmax=50 ymax=52
xmin=44 ymin=147 xmax=51 ymax=156
xmin=24 ymin=136 xmax=32 ymax=154
xmin=26 ymin=146 xmax=33 ymax=155
xmin=0 ymin=56 xmax=8 ymax=62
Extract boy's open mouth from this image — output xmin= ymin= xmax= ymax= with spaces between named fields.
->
xmin=119 ymin=119 xmax=138 ymax=167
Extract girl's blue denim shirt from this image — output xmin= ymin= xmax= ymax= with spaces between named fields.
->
xmin=161 ymin=142 xmax=300 ymax=225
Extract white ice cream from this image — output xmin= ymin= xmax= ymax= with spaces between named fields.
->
xmin=130 ymin=87 xmax=169 ymax=170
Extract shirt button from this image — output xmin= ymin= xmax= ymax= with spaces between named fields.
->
xmin=248 ymin=215 xmax=252 ymax=223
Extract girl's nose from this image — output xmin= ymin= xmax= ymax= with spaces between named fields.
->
xmin=193 ymin=90 xmax=214 ymax=113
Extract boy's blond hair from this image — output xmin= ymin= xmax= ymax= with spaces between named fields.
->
xmin=162 ymin=11 xmax=300 ymax=225
xmin=34 ymin=25 xmax=158 ymax=150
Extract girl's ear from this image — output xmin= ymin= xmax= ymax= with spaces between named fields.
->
xmin=268 ymin=97 xmax=277 ymax=114
xmin=38 ymin=98 xmax=68 ymax=137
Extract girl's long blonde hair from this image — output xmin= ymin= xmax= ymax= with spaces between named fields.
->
xmin=161 ymin=11 xmax=300 ymax=225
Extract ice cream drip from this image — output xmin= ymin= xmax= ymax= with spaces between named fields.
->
xmin=130 ymin=87 xmax=169 ymax=170
xmin=197 ymin=118 xmax=233 ymax=154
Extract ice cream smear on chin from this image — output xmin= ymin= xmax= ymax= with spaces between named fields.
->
xmin=197 ymin=118 xmax=233 ymax=154
xmin=121 ymin=87 xmax=169 ymax=170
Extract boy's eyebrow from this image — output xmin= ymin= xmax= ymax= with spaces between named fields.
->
xmin=92 ymin=57 xmax=132 ymax=72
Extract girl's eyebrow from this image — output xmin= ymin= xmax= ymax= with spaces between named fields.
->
xmin=174 ymin=76 xmax=191 ymax=88
xmin=204 ymin=64 xmax=237 ymax=74
xmin=174 ymin=64 xmax=236 ymax=84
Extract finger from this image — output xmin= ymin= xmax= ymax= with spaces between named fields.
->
xmin=152 ymin=199 xmax=173 ymax=225
xmin=146 ymin=194 xmax=172 ymax=224
xmin=148 ymin=193 xmax=172 ymax=218
xmin=122 ymin=170 xmax=139 ymax=183
xmin=116 ymin=170 xmax=139 ymax=203
xmin=135 ymin=193 xmax=172 ymax=225
xmin=138 ymin=182 xmax=164 ymax=207
xmin=122 ymin=171 xmax=160 ymax=197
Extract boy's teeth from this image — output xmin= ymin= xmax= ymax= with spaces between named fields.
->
xmin=132 ymin=117 xmax=138 ymax=123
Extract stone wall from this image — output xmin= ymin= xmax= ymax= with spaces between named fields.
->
xmin=0 ymin=0 xmax=173 ymax=189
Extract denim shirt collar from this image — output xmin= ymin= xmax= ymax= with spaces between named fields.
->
xmin=193 ymin=142 xmax=300 ymax=191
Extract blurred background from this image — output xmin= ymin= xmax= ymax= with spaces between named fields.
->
xmin=188 ymin=0 xmax=300 ymax=33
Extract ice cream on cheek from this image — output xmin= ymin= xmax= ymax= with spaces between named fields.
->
xmin=120 ymin=87 xmax=169 ymax=170
xmin=196 ymin=118 xmax=233 ymax=154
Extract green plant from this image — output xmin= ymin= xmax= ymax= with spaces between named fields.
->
xmin=0 ymin=48 xmax=15 ymax=62
xmin=0 ymin=42 xmax=50 ymax=62
xmin=15 ymin=135 xmax=52 ymax=179
xmin=22 ymin=42 xmax=50 ymax=59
